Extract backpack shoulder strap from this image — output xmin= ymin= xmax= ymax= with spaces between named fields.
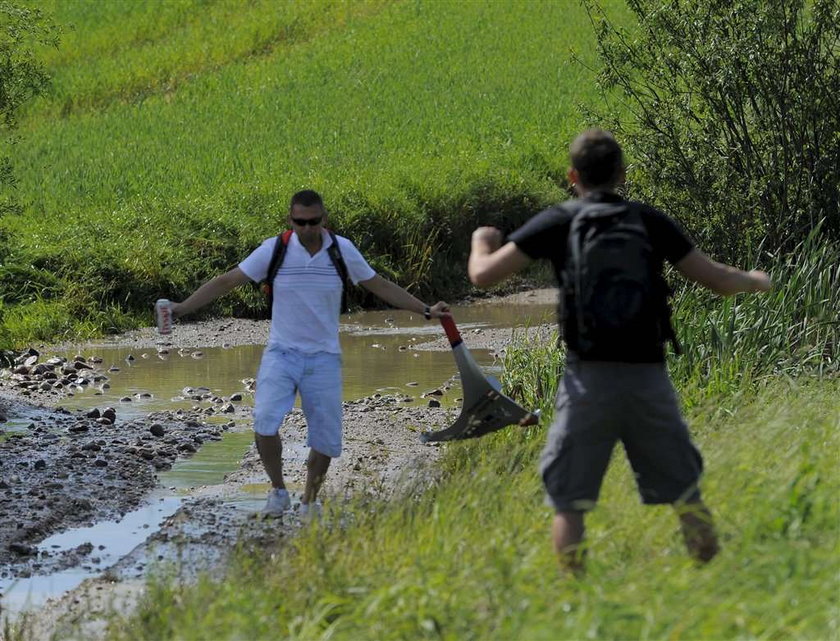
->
xmin=263 ymin=230 xmax=293 ymax=313
xmin=266 ymin=230 xmax=293 ymax=283
xmin=326 ymin=230 xmax=351 ymax=314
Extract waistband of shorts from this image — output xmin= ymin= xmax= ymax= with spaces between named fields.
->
xmin=266 ymin=342 xmax=341 ymax=357
xmin=566 ymin=353 xmax=666 ymax=371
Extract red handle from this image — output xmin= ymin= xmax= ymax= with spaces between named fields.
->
xmin=440 ymin=315 xmax=462 ymax=346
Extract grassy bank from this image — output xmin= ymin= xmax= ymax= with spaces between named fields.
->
xmin=92 ymin=235 xmax=840 ymax=640
xmin=109 ymin=380 xmax=838 ymax=641
xmin=1 ymin=0 xmax=630 ymax=346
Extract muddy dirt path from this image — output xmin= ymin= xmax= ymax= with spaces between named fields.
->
xmin=0 ymin=289 xmax=558 ymax=639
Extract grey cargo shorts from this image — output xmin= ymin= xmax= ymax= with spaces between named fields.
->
xmin=539 ymin=358 xmax=703 ymax=512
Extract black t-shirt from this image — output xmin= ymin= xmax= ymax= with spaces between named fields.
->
xmin=508 ymin=192 xmax=694 ymax=362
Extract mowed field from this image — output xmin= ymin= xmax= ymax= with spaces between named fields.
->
xmin=2 ymin=0 xmax=628 ymax=344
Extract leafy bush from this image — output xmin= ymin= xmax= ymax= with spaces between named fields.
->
xmin=583 ymin=0 xmax=840 ymax=260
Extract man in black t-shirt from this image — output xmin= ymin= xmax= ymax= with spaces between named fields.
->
xmin=468 ymin=129 xmax=771 ymax=573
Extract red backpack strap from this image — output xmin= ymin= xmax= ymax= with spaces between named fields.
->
xmin=262 ymin=230 xmax=294 ymax=312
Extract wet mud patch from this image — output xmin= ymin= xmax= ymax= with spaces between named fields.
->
xmin=0 ymin=402 xmax=239 ymax=579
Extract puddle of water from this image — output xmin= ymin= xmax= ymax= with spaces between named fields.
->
xmin=0 ymin=421 xmax=35 ymax=442
xmin=224 ymin=483 xmax=278 ymax=513
xmin=0 ymin=406 xmax=54 ymax=440
xmin=53 ymin=344 xmax=265 ymax=421
xmin=0 ymin=494 xmax=181 ymax=615
xmin=158 ymin=431 xmax=255 ymax=490
xmin=52 ymin=303 xmax=554 ymax=420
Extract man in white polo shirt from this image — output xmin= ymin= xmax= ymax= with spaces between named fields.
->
xmin=170 ymin=190 xmax=449 ymax=517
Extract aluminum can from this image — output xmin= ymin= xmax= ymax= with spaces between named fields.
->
xmin=155 ymin=299 xmax=173 ymax=335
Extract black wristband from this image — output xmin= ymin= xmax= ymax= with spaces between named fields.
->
xmin=423 ymin=305 xmax=432 ymax=320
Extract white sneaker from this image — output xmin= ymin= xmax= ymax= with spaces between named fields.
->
xmin=299 ymin=501 xmax=322 ymax=522
xmin=263 ymin=488 xmax=291 ymax=517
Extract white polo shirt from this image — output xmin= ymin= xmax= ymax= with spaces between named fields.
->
xmin=239 ymin=230 xmax=376 ymax=353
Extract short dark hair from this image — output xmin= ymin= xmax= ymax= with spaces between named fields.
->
xmin=289 ymin=189 xmax=324 ymax=211
xmin=570 ymin=129 xmax=623 ymax=188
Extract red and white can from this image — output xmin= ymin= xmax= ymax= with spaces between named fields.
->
xmin=155 ymin=299 xmax=173 ymax=335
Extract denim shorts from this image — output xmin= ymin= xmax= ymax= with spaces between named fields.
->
xmin=252 ymin=345 xmax=343 ymax=458
xmin=539 ymin=358 xmax=703 ymax=512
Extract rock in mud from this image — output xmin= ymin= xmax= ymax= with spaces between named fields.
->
xmin=8 ymin=542 xmax=36 ymax=556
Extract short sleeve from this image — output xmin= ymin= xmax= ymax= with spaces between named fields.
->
xmin=238 ymin=237 xmax=275 ymax=282
xmin=641 ymin=208 xmax=695 ymax=264
xmin=336 ymin=237 xmax=376 ymax=284
xmin=507 ymin=207 xmax=571 ymax=260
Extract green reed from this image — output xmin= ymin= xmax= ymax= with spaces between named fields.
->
xmin=670 ymin=230 xmax=840 ymax=408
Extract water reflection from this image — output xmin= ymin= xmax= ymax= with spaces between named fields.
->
xmin=0 ymin=494 xmax=181 ymax=615
xmin=55 ymin=303 xmax=555 ymax=420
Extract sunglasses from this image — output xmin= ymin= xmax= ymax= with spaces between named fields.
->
xmin=291 ymin=216 xmax=323 ymax=227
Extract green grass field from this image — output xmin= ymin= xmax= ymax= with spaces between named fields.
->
xmin=0 ymin=0 xmax=630 ymax=345
xmin=1 ymin=1 xmax=837 ymax=639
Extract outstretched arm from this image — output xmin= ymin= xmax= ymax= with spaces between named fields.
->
xmin=468 ymin=227 xmax=532 ymax=288
xmin=171 ymin=267 xmax=252 ymax=319
xmin=676 ymin=249 xmax=771 ymax=296
xmin=359 ymin=275 xmax=449 ymax=318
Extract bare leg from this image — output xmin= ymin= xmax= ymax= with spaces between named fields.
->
xmin=552 ymin=511 xmax=586 ymax=575
xmin=255 ymin=433 xmax=285 ymax=489
xmin=303 ymin=448 xmax=331 ymax=505
xmin=676 ymin=501 xmax=720 ymax=563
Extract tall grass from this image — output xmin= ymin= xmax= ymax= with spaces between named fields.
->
xmin=94 ymin=237 xmax=840 ymax=641
xmin=669 ymin=230 xmax=840 ymax=409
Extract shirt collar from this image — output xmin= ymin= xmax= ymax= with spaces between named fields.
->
xmin=581 ymin=191 xmax=623 ymax=204
xmin=290 ymin=228 xmax=332 ymax=253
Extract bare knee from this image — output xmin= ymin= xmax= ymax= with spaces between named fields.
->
xmin=307 ymin=448 xmax=331 ymax=468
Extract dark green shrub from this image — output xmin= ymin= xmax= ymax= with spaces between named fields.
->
xmin=583 ymin=0 xmax=840 ymax=259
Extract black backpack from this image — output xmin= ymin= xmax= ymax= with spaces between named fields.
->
xmin=564 ymin=201 xmax=680 ymax=358
xmin=259 ymin=229 xmax=351 ymax=315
